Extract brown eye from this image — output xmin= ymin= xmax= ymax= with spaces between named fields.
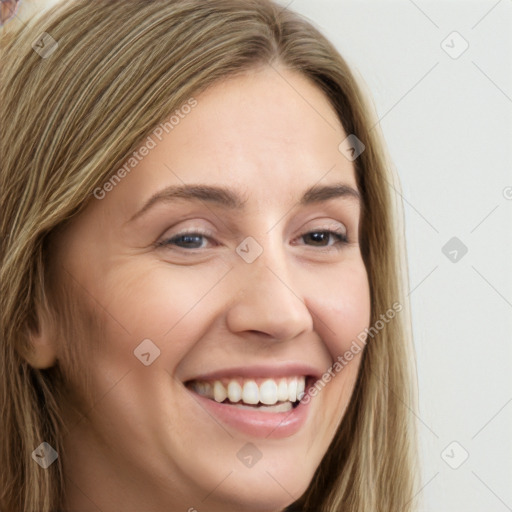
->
xmin=301 ymin=230 xmax=347 ymax=247
xmin=294 ymin=228 xmax=349 ymax=252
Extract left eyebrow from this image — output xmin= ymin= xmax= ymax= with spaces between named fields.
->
xmin=128 ymin=182 xmax=361 ymax=223
xmin=299 ymin=183 xmax=361 ymax=206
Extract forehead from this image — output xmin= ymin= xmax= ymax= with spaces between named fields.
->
xmin=101 ymin=66 xmax=358 ymax=221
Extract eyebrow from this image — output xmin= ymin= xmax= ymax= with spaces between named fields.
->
xmin=128 ymin=182 xmax=361 ymax=223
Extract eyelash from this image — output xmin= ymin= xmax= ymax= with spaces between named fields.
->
xmin=156 ymin=227 xmax=349 ymax=252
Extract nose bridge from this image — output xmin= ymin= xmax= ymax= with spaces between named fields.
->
xmin=225 ymin=232 xmax=313 ymax=341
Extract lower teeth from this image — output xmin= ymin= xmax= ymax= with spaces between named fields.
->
xmin=227 ymin=401 xmax=293 ymax=413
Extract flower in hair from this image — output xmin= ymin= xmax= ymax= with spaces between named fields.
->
xmin=0 ymin=0 xmax=20 ymax=26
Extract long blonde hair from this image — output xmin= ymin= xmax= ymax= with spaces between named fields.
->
xmin=0 ymin=1 xmax=419 ymax=510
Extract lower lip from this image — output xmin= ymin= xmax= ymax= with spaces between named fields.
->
xmin=187 ymin=387 xmax=312 ymax=439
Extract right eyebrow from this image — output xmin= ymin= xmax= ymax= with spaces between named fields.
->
xmin=128 ymin=184 xmax=248 ymax=223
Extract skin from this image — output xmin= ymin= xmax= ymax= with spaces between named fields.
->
xmin=30 ymin=66 xmax=371 ymax=512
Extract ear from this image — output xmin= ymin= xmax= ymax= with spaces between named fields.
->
xmin=22 ymin=304 xmax=58 ymax=369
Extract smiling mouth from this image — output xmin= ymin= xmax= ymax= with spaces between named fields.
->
xmin=186 ymin=376 xmax=310 ymax=413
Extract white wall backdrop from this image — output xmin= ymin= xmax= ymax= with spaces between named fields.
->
xmin=285 ymin=1 xmax=512 ymax=510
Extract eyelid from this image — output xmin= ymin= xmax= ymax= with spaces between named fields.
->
xmin=304 ymin=221 xmax=346 ymax=233
xmin=155 ymin=226 xmax=216 ymax=248
xmin=157 ymin=219 xmax=347 ymax=242
xmin=298 ymin=220 xmax=348 ymax=239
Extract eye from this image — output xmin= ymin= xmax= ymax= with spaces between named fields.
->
xmin=156 ymin=226 xmax=349 ymax=252
xmin=156 ymin=229 xmax=216 ymax=250
xmin=296 ymin=229 xmax=348 ymax=251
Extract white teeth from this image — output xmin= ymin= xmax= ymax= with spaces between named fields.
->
xmin=297 ymin=377 xmax=305 ymax=400
xmin=227 ymin=381 xmax=242 ymax=403
xmin=277 ymin=379 xmax=289 ymax=401
xmin=259 ymin=379 xmax=278 ymax=405
xmin=191 ymin=376 xmax=307 ymax=406
xmin=242 ymin=380 xmax=259 ymax=404
xmin=213 ymin=381 xmax=227 ymax=403
xmin=288 ymin=378 xmax=298 ymax=402
xmin=196 ymin=381 xmax=212 ymax=397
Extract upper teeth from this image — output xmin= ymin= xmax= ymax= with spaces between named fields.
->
xmin=190 ymin=376 xmax=306 ymax=405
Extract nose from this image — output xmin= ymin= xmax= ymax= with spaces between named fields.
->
xmin=225 ymin=239 xmax=314 ymax=342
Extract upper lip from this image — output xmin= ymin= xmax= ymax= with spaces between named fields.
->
xmin=183 ymin=362 xmax=324 ymax=383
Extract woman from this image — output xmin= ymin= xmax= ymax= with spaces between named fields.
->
xmin=0 ymin=1 xmax=419 ymax=510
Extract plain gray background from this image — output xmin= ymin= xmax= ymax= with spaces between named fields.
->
xmin=284 ymin=1 xmax=512 ymax=510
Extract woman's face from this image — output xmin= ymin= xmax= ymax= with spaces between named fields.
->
xmin=55 ymin=66 xmax=371 ymax=512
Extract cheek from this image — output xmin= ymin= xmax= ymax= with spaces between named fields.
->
xmin=59 ymin=259 xmax=232 ymax=437
xmin=298 ymin=257 xmax=370 ymax=442
xmin=305 ymin=258 xmax=371 ymax=356
xmin=93 ymin=259 xmax=231 ymax=364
